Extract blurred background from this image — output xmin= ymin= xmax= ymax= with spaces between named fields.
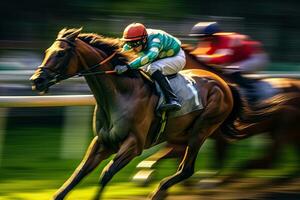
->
xmin=0 ymin=0 xmax=300 ymax=199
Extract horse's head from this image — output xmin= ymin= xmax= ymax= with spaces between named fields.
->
xmin=30 ymin=28 xmax=82 ymax=94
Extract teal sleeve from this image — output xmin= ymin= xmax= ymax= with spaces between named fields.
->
xmin=129 ymin=42 xmax=162 ymax=69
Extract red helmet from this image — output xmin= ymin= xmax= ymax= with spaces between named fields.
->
xmin=121 ymin=23 xmax=147 ymax=41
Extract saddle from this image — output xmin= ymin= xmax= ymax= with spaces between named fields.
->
xmin=139 ymin=70 xmax=204 ymax=118
xmin=139 ymin=70 xmax=204 ymax=144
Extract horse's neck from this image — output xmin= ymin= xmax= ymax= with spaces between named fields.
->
xmin=76 ymin=41 xmax=154 ymax=126
xmin=85 ymin=74 xmax=131 ymax=105
xmin=86 ymin=73 xmax=155 ymax=131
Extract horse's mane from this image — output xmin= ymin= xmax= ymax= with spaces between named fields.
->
xmin=79 ymin=33 xmax=134 ymax=66
xmin=78 ymin=33 xmax=123 ymax=56
xmin=58 ymin=28 xmax=136 ymax=66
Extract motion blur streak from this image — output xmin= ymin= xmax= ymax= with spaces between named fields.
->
xmin=0 ymin=0 xmax=300 ymax=199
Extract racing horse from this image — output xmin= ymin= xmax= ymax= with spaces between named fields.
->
xmin=30 ymin=28 xmax=299 ymax=199
xmin=30 ymin=28 xmax=234 ymax=200
xmin=132 ymin=46 xmax=300 ymax=184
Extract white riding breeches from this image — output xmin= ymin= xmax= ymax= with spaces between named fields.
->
xmin=141 ymin=49 xmax=186 ymax=75
xmin=233 ymin=53 xmax=269 ymax=73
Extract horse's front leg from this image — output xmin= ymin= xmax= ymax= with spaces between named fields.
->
xmin=93 ymin=134 xmax=141 ymax=200
xmin=149 ymin=140 xmax=203 ymax=200
xmin=53 ymin=136 xmax=112 ymax=200
xmin=150 ymin=123 xmax=223 ymax=200
xmin=133 ymin=143 xmax=186 ymax=185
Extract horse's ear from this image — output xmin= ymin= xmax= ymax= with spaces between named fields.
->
xmin=58 ymin=28 xmax=67 ymax=38
xmin=66 ymin=27 xmax=83 ymax=41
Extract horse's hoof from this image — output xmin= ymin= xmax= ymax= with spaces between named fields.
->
xmin=92 ymin=187 xmax=104 ymax=200
xmin=149 ymin=190 xmax=167 ymax=200
xmin=52 ymin=194 xmax=64 ymax=200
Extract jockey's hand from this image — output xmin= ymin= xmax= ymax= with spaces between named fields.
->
xmin=115 ymin=65 xmax=129 ymax=74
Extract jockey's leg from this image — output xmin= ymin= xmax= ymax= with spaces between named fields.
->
xmin=228 ymin=71 xmax=259 ymax=103
xmin=229 ymin=53 xmax=269 ymax=103
xmin=237 ymin=53 xmax=269 ymax=72
xmin=147 ymin=49 xmax=185 ymax=112
xmin=230 ymin=71 xmax=256 ymax=89
xmin=151 ymin=70 xmax=181 ymax=111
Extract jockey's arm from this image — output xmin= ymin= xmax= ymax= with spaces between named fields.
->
xmin=128 ymin=42 xmax=162 ymax=69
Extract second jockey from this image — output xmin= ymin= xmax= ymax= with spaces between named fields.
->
xmin=189 ymin=22 xmax=269 ymax=103
xmin=115 ymin=23 xmax=186 ymax=111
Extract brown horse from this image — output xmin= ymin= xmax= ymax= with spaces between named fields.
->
xmin=184 ymin=46 xmax=300 ymax=143
xmin=132 ymin=47 xmax=300 ymax=184
xmin=30 ymin=28 xmax=234 ymax=200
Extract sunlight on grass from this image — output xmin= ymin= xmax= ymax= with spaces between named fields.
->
xmin=0 ymin=181 xmax=161 ymax=200
xmin=0 ymin=126 xmax=298 ymax=200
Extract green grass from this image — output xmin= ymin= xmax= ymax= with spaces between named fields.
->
xmin=0 ymin=126 xmax=298 ymax=199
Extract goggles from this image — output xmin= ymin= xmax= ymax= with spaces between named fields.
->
xmin=126 ymin=40 xmax=144 ymax=48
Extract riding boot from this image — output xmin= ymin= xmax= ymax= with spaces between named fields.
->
xmin=230 ymin=72 xmax=259 ymax=103
xmin=152 ymin=70 xmax=182 ymax=112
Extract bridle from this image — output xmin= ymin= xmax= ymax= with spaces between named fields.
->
xmin=76 ymin=51 xmax=117 ymax=77
xmin=41 ymin=37 xmax=118 ymax=86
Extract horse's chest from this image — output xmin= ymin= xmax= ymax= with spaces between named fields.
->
xmin=95 ymin=107 xmax=133 ymax=148
xmin=99 ymin=126 xmax=129 ymax=149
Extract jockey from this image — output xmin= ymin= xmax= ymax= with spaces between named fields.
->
xmin=189 ymin=22 xmax=269 ymax=102
xmin=115 ymin=23 xmax=186 ymax=111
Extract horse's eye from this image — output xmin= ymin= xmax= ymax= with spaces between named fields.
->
xmin=56 ymin=51 xmax=65 ymax=58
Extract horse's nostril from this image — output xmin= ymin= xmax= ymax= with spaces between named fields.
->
xmin=34 ymin=77 xmax=45 ymax=85
xmin=31 ymin=77 xmax=48 ymax=92
xmin=31 ymin=85 xmax=37 ymax=91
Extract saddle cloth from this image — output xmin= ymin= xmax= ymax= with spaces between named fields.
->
xmin=155 ymin=72 xmax=204 ymax=118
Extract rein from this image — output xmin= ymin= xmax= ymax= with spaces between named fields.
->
xmin=76 ymin=51 xmax=117 ymax=77
xmin=51 ymin=38 xmax=118 ymax=84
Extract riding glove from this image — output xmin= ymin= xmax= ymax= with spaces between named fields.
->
xmin=115 ymin=65 xmax=129 ymax=74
